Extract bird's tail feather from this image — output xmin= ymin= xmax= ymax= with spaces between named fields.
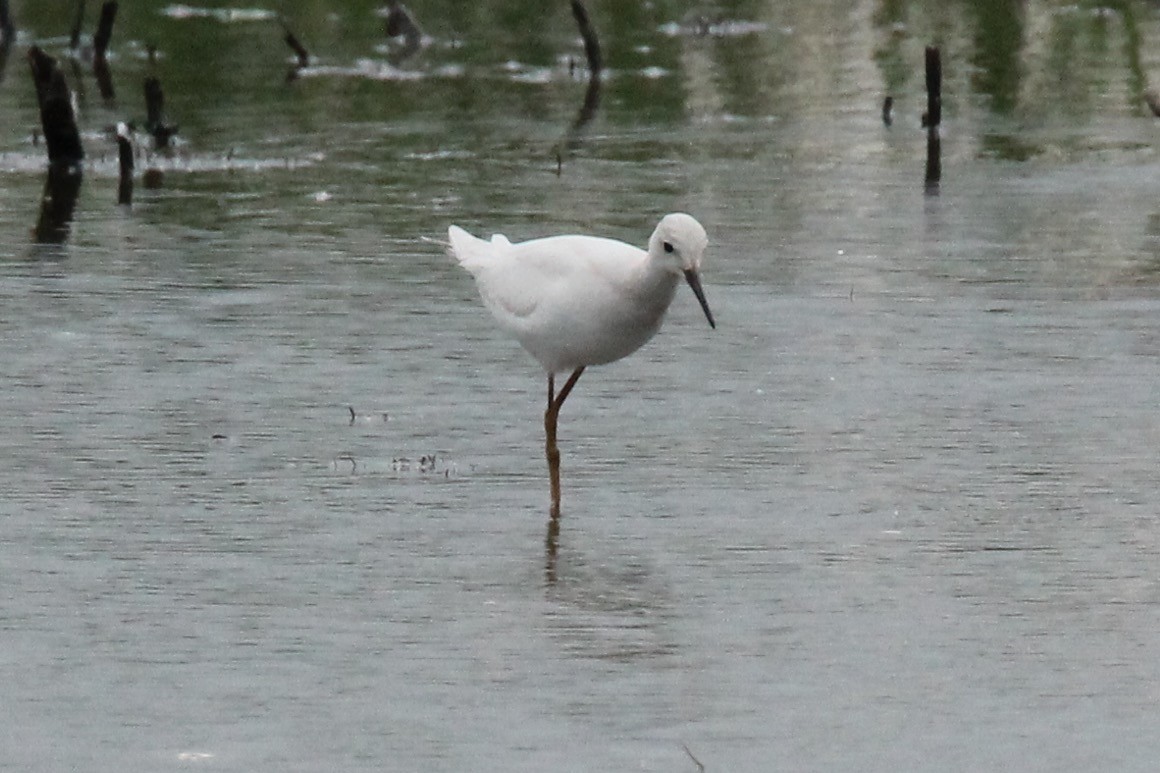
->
xmin=447 ymin=225 xmax=509 ymax=272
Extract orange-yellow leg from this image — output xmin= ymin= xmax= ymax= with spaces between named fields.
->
xmin=545 ymin=367 xmax=585 ymax=520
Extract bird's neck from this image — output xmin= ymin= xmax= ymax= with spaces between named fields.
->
xmin=639 ymin=256 xmax=680 ymax=289
xmin=631 ymin=258 xmax=681 ymax=317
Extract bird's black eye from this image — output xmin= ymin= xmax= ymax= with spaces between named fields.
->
xmin=663 ymin=241 xmax=674 ymax=254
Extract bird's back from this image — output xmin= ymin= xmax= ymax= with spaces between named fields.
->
xmin=448 ymin=225 xmax=678 ymax=373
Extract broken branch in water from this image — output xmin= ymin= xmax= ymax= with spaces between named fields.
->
xmin=681 ymin=743 xmax=705 ymax=772
xmin=554 ymin=0 xmax=603 ymax=173
xmin=28 ymin=47 xmax=84 ymax=164
xmin=570 ymin=0 xmax=602 ymax=76
xmin=280 ymin=17 xmax=310 ymax=69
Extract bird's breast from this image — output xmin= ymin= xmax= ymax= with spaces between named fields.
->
xmin=519 ymin=270 xmax=679 ymax=372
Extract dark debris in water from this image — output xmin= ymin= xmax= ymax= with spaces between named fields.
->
xmin=348 ymin=406 xmax=389 ymax=425
xmin=393 ymin=453 xmax=445 ymax=474
xmin=659 ymin=15 xmax=769 ymax=38
xmin=330 ymin=451 xmax=457 ymax=478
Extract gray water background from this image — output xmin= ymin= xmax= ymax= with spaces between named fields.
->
xmin=4 ymin=1 xmax=1160 ymax=770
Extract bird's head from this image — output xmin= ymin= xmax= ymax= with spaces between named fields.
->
xmin=649 ymin=213 xmax=715 ymax=328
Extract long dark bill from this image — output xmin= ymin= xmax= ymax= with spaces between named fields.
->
xmin=683 ymin=268 xmax=716 ymax=329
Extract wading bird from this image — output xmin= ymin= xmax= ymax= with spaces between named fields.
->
xmin=449 ymin=213 xmax=715 ymax=518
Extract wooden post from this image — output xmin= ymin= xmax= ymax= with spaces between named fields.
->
xmin=0 ymin=0 xmax=15 ymax=46
xmin=34 ymin=164 xmax=83 ymax=244
xmin=92 ymin=1 xmax=117 ymax=101
xmin=0 ymin=0 xmax=14 ymax=85
xmin=69 ymin=0 xmax=86 ymax=51
xmin=28 ymin=47 xmax=84 ymax=164
xmin=923 ymin=46 xmax=941 ymax=128
xmin=93 ymin=1 xmax=117 ymax=58
xmin=923 ymin=46 xmax=941 ymax=191
xmin=144 ymin=76 xmax=178 ymax=148
xmin=116 ymin=122 xmax=133 ymax=205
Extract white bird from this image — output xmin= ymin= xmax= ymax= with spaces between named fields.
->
xmin=448 ymin=213 xmax=715 ymax=518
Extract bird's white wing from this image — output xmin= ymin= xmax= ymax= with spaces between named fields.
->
xmin=448 ymin=226 xmax=531 ymax=315
xmin=491 ymin=235 xmax=644 ymax=320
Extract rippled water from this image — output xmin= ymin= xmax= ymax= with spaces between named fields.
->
xmin=4 ymin=1 xmax=1160 ymax=770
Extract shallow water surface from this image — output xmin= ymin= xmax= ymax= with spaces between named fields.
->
xmin=4 ymin=1 xmax=1160 ymax=771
